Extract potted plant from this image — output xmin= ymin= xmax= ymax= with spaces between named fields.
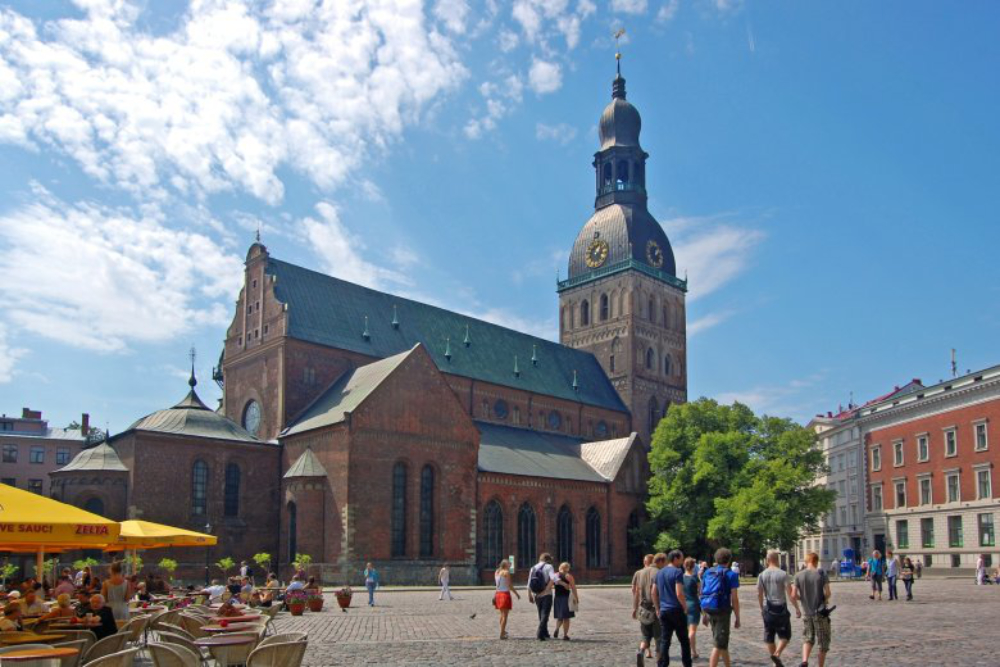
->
xmin=306 ymin=590 xmax=324 ymax=612
xmin=292 ymin=553 xmax=312 ymax=577
xmin=253 ymin=552 xmax=271 ymax=578
xmin=216 ymin=556 xmax=236 ymax=578
xmin=285 ymin=589 xmax=307 ymax=616
xmin=158 ymin=558 xmax=178 ymax=585
xmin=0 ymin=562 xmax=18 ymax=587
xmin=334 ymin=585 xmax=352 ymax=610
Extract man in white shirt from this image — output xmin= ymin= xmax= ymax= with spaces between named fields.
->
xmin=203 ymin=579 xmax=226 ymax=602
xmin=438 ymin=566 xmax=453 ymax=601
xmin=526 ymin=553 xmax=555 ymax=641
xmin=21 ymin=591 xmax=47 ymax=616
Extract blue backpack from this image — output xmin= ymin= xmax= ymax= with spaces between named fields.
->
xmin=699 ymin=566 xmax=732 ymax=611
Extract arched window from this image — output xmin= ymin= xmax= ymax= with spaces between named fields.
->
xmin=602 ymin=162 xmax=612 ymax=186
xmin=83 ymin=497 xmax=105 ymax=517
xmin=648 ymin=298 xmax=655 ymax=322
xmin=517 ymin=503 xmax=537 ymax=569
xmin=556 ymin=505 xmax=574 ymax=564
xmin=581 ymin=300 xmax=590 ymax=326
xmin=617 ymin=160 xmax=629 ymax=186
xmin=419 ymin=465 xmax=435 ymax=557
xmin=191 ymin=460 xmax=208 ymax=516
xmin=663 ymin=305 xmax=669 ymax=329
xmin=585 ymin=507 xmax=601 ymax=568
xmin=599 ymin=294 xmax=609 ymax=321
xmin=483 ymin=500 xmax=504 ymax=568
xmin=664 ymin=354 xmax=672 ymax=376
xmin=627 ymin=510 xmax=643 ymax=569
xmin=287 ymin=501 xmax=297 ymax=562
xmin=391 ymin=462 xmax=407 ymax=557
xmin=224 ymin=463 xmax=240 ymax=517
xmin=648 ymin=397 xmax=659 ymax=433
xmin=609 ymin=354 xmax=615 ymax=373
xmin=645 ymin=348 xmax=654 ymax=370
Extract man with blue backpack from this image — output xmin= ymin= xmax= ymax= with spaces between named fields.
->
xmin=699 ymin=548 xmax=741 ymax=667
xmin=526 ymin=553 xmax=556 ymax=640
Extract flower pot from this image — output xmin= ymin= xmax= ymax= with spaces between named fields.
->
xmin=307 ymin=598 xmax=324 ymax=612
xmin=288 ymin=602 xmax=306 ymax=616
xmin=336 ymin=594 xmax=351 ymax=609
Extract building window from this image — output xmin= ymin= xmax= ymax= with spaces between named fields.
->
xmin=599 ymin=294 xmax=609 ymax=321
xmin=84 ymin=497 xmax=104 ymax=515
xmin=391 ymin=462 xmax=407 ymax=557
xmin=871 ymin=446 xmax=881 ymax=472
xmin=977 ymin=467 xmax=992 ymax=500
xmin=917 ymin=435 xmax=929 ymax=462
xmin=483 ymin=500 xmax=503 ymax=568
xmin=919 ymin=477 xmax=932 ymax=505
xmin=513 ymin=406 xmax=520 ymax=424
xmin=664 ymin=355 xmax=671 ymax=376
xmin=303 ymin=367 xmax=316 ymax=385
xmin=580 ymin=300 xmax=590 ymax=326
xmin=948 ymin=515 xmax=963 ymax=547
xmin=872 ymin=484 xmax=883 ymax=511
xmin=28 ymin=479 xmax=43 ymax=495
xmin=609 ymin=355 xmax=615 ymax=373
xmin=894 ymin=480 xmax=906 ymax=508
xmin=191 ymin=460 xmax=208 ymax=516
xmin=585 ymin=507 xmax=601 ymax=568
xmin=979 ymin=513 xmax=995 ymax=547
xmin=946 ymin=472 xmax=961 ymax=503
xmin=944 ymin=429 xmax=957 ymax=457
xmin=556 ymin=505 xmax=574 ymax=565
xmin=925 ymin=554 xmax=933 ymax=567
xmin=975 ymin=422 xmax=989 ymax=451
xmin=55 ymin=448 xmax=71 ymax=466
xmin=30 ymin=446 xmax=44 ymax=464
xmin=2 ymin=444 xmax=17 ymax=463
xmin=645 ymin=348 xmax=654 ymax=370
xmin=648 ymin=397 xmax=659 ymax=434
xmin=517 ymin=503 xmax=537 ymax=569
xmin=951 ymin=554 xmax=961 ymax=568
xmin=287 ymin=502 xmax=297 ymax=561
xmin=893 ymin=441 xmax=904 ymax=467
xmin=223 ymin=463 xmax=240 ymax=517
xmin=896 ymin=520 xmax=909 ymax=549
xmin=419 ymin=465 xmax=435 ymax=558
xmin=1 ymin=478 xmax=15 ymax=487
xmin=921 ymin=517 xmax=934 ymax=547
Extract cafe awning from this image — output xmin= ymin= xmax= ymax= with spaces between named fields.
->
xmin=106 ymin=520 xmax=217 ymax=550
xmin=0 ymin=483 xmax=120 ymax=549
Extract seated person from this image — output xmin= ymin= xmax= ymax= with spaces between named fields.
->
xmin=240 ymin=577 xmax=253 ymax=600
xmin=0 ymin=604 xmax=22 ymax=632
xmin=41 ymin=594 xmax=76 ymax=620
xmin=286 ymin=575 xmax=305 ymax=592
xmin=304 ymin=577 xmax=320 ymax=592
xmin=88 ymin=594 xmax=118 ymax=641
xmin=227 ymin=577 xmax=242 ymax=598
xmin=21 ymin=590 xmax=48 ymax=617
xmin=203 ymin=579 xmax=226 ymax=602
xmin=53 ymin=575 xmax=75 ymax=598
xmin=249 ymin=590 xmax=264 ymax=608
xmin=134 ymin=582 xmax=152 ymax=602
xmin=74 ymin=591 xmax=93 ymax=616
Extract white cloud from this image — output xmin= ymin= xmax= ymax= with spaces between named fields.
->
xmin=687 ymin=310 xmax=732 ymax=336
xmin=657 ymin=0 xmax=680 ymax=22
xmin=433 ymin=0 xmax=471 ymax=33
xmin=612 ymin=0 xmax=649 ymax=14
xmin=0 ymin=324 xmax=27 ymax=383
xmin=464 ymin=74 xmax=524 ymax=139
xmin=528 ymin=59 xmax=563 ymax=94
xmin=0 ymin=2 xmax=466 ymax=204
xmin=536 ymin=122 xmax=578 ymax=145
xmin=664 ymin=215 xmax=764 ymax=301
xmin=715 ymin=372 xmax=827 ymax=420
xmin=0 ymin=191 xmax=243 ymax=353
xmin=498 ymin=29 xmax=520 ymax=52
xmin=511 ymin=0 xmax=595 ymax=50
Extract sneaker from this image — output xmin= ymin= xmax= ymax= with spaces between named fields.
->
xmin=771 ymin=656 xmax=784 ymax=667
xmin=636 ymin=652 xmax=645 ymax=667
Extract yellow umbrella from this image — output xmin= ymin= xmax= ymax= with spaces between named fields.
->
xmin=108 ymin=520 xmax=217 ymax=550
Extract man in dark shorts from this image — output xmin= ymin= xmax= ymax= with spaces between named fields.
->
xmin=700 ymin=548 xmax=740 ymax=667
xmin=757 ymin=549 xmax=800 ymax=667
xmin=792 ymin=551 xmax=833 ymax=667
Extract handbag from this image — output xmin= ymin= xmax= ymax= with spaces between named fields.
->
xmin=638 ymin=599 xmax=656 ymax=625
xmin=491 ymin=593 xmax=497 ymax=608
xmin=569 ymin=595 xmax=580 ymax=613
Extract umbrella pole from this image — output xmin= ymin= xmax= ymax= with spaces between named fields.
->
xmin=36 ymin=547 xmax=44 ymax=582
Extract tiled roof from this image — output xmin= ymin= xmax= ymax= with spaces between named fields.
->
xmin=124 ymin=389 xmax=259 ymax=443
xmin=284 ymin=447 xmax=328 ymax=478
xmin=265 ymin=258 xmax=627 ymax=413
xmin=54 ymin=443 xmax=127 ymax=473
xmin=0 ymin=427 xmax=87 ymax=442
xmin=283 ymin=347 xmax=414 ymax=436
xmin=580 ymin=434 xmax=637 ymax=481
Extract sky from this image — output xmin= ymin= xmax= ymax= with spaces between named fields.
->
xmin=0 ymin=0 xmax=998 ymax=431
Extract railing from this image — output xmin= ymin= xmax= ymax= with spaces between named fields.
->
xmin=598 ymin=181 xmax=645 ymax=197
xmin=557 ymin=259 xmax=688 ymax=292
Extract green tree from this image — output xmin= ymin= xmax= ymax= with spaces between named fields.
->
xmin=253 ymin=552 xmax=271 ymax=574
xmin=158 ymin=558 xmax=178 ymax=581
xmin=293 ymin=553 xmax=312 ymax=571
xmin=72 ymin=557 xmax=99 ymax=572
xmin=1 ymin=562 xmax=18 ymax=585
xmin=216 ymin=557 xmax=236 ymax=576
xmin=647 ymin=399 xmax=835 ymax=568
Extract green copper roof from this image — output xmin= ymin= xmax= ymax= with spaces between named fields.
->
xmin=284 ymin=447 xmax=328 ymax=478
xmin=54 ymin=442 xmax=128 ymax=473
xmin=266 ymin=258 xmax=627 ymax=413
xmin=124 ymin=388 xmax=259 ymax=443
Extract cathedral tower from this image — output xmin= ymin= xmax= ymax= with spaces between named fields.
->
xmin=558 ymin=69 xmax=688 ymax=447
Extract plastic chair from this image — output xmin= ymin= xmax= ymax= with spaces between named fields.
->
xmin=52 ymin=628 xmax=98 ymax=655
xmin=258 ymin=632 xmax=307 ymax=647
xmin=158 ymin=631 xmax=208 ymax=662
xmin=52 ymin=638 xmax=89 ymax=667
xmin=246 ymin=641 xmax=307 ymax=667
xmin=82 ymin=632 xmax=129 ymax=663
xmin=119 ymin=614 xmax=148 ymax=644
xmin=178 ymin=614 xmax=210 ymax=639
xmin=81 ymin=647 xmax=139 ymax=667
xmin=154 ymin=622 xmax=193 ymax=640
xmin=205 ymin=632 xmax=259 ymax=666
xmin=148 ymin=642 xmax=201 ymax=667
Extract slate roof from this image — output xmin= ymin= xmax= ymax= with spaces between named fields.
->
xmin=477 ymin=422 xmax=638 ymax=483
xmin=54 ymin=442 xmax=128 ymax=473
xmin=265 ymin=258 xmax=626 ymax=413
xmin=284 ymin=447 xmax=328 ymax=478
xmin=124 ymin=388 xmax=259 ymax=444
xmin=283 ymin=347 xmax=414 ymax=437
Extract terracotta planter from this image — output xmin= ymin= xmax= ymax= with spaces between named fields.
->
xmin=288 ymin=602 xmax=306 ymax=616
xmin=336 ymin=594 xmax=352 ymax=609
xmin=307 ymin=598 xmax=324 ymax=612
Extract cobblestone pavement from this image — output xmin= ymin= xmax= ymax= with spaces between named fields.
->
xmin=273 ymin=579 xmax=995 ymax=666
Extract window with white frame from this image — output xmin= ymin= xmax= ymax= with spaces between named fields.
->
xmin=872 ymin=484 xmax=883 ymax=511
xmin=850 ymin=504 xmax=858 ymax=524
xmin=872 ymin=446 xmax=882 ymax=472
xmin=977 ymin=467 xmax=992 ymax=500
xmin=895 ymin=480 xmax=907 ymax=508
xmin=917 ymin=434 xmax=929 ymax=462
xmin=944 ymin=428 xmax=958 ymax=457
xmin=946 ymin=472 xmax=961 ymax=503
xmin=893 ymin=440 xmax=904 ymax=467
xmin=839 ymin=506 xmax=847 ymax=525
xmin=975 ymin=421 xmax=989 ymax=451
xmin=919 ymin=476 xmax=932 ymax=505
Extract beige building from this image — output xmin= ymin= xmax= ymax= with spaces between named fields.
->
xmin=0 ymin=408 xmax=94 ymax=495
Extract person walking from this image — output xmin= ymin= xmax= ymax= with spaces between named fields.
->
xmin=885 ymin=549 xmax=899 ymax=601
xmin=526 ymin=553 xmax=556 ymax=641
xmin=865 ymin=550 xmax=884 ymax=601
xmin=915 ymin=559 xmax=922 ymax=579
xmin=552 ymin=562 xmax=579 ymax=640
xmin=438 ymin=565 xmax=453 ymax=600
xmin=699 ymin=548 xmax=741 ymax=667
xmin=101 ymin=561 xmax=132 ymax=623
xmin=976 ymin=554 xmax=986 ymax=585
xmin=633 ymin=553 xmax=662 ymax=666
xmin=900 ymin=557 xmax=915 ymax=601
xmin=363 ymin=562 xmax=380 ymax=607
xmin=757 ymin=550 xmax=800 ymax=667
xmin=791 ymin=551 xmax=833 ymax=667
xmin=651 ymin=550 xmax=692 ymax=667
xmin=682 ymin=557 xmax=702 ymax=661
xmin=494 ymin=559 xmax=520 ymax=639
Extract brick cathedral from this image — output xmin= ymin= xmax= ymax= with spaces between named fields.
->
xmin=50 ymin=71 xmax=688 ymax=584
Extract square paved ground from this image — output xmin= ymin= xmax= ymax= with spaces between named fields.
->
xmin=274 ymin=578 xmax=995 ymax=666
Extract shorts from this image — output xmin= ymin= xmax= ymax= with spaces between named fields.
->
xmin=494 ymin=591 xmax=512 ymax=610
xmin=762 ymin=606 xmax=792 ymax=643
xmin=803 ymin=615 xmax=832 ymax=652
xmin=640 ymin=615 xmax=661 ymax=645
xmin=686 ymin=606 xmax=701 ymax=627
xmin=705 ymin=609 xmax=732 ymax=650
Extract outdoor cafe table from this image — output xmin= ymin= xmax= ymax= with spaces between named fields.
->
xmin=47 ymin=619 xmax=101 ymax=630
xmin=213 ymin=614 xmax=260 ymax=623
xmin=0 ymin=634 xmax=67 ymax=646
xmin=0 ymin=646 xmax=79 ymax=666
xmin=195 ymin=635 xmax=256 ymax=667
xmin=130 ymin=605 xmax=167 ymax=615
xmin=201 ymin=622 xmax=259 ymax=634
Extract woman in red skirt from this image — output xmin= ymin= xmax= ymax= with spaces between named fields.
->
xmin=494 ymin=559 xmax=520 ymax=639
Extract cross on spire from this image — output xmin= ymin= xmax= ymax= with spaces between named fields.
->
xmin=614 ymin=28 xmax=626 ymax=76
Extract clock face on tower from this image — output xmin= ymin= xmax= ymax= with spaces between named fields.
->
xmin=646 ymin=240 xmax=664 ymax=268
xmin=586 ymin=239 xmax=609 ymax=268
xmin=242 ymin=400 xmax=261 ymax=437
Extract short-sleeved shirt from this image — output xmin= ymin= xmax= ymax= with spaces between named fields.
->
xmin=655 ymin=565 xmax=684 ymax=612
xmin=886 ymin=558 xmax=898 ymax=577
xmin=757 ymin=567 xmax=788 ymax=606
xmin=529 ymin=562 xmax=556 ymax=597
xmin=793 ymin=568 xmax=828 ymax=617
xmin=635 ymin=566 xmax=659 ymax=605
xmin=866 ymin=558 xmax=883 ymax=576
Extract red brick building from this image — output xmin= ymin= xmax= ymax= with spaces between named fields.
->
xmin=48 ymin=71 xmax=686 ymax=584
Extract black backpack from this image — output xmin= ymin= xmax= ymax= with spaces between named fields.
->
xmin=528 ymin=565 xmax=548 ymax=594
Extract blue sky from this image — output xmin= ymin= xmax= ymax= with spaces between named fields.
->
xmin=0 ymin=0 xmax=998 ymax=431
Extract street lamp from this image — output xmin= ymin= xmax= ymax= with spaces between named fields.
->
xmin=204 ymin=522 xmax=212 ymax=587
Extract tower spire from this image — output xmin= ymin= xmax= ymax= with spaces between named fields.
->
xmin=188 ymin=346 xmax=197 ymax=388
xmin=614 ymin=28 xmax=626 ymax=78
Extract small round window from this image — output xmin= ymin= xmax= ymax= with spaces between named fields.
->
xmin=243 ymin=400 xmax=261 ymax=437
xmin=547 ymin=411 xmax=562 ymax=431
xmin=494 ymin=400 xmax=509 ymax=420
xmin=594 ymin=420 xmax=609 ymax=438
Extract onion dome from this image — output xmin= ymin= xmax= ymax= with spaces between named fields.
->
xmin=598 ymin=76 xmax=642 ymax=150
